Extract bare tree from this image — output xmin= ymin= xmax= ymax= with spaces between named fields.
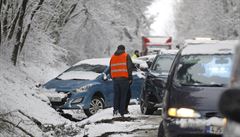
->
xmin=0 ymin=0 xmax=2 ymax=45
xmin=20 ymin=0 xmax=45 ymax=52
xmin=11 ymin=0 xmax=29 ymax=65
xmin=174 ymin=0 xmax=240 ymax=41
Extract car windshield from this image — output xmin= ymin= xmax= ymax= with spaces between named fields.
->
xmin=56 ymin=64 xmax=108 ymax=80
xmin=175 ymin=54 xmax=232 ymax=86
xmin=65 ymin=64 xmax=107 ymax=73
xmin=151 ymin=54 xmax=176 ymax=75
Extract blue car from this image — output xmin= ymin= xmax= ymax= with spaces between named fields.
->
xmin=43 ymin=58 xmax=146 ymax=116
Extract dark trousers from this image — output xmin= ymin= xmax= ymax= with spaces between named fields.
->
xmin=125 ymin=86 xmax=131 ymax=111
xmin=113 ymin=79 xmax=129 ymax=115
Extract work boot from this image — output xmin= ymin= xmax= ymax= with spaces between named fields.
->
xmin=113 ymin=110 xmax=119 ymax=117
xmin=124 ymin=110 xmax=130 ymax=114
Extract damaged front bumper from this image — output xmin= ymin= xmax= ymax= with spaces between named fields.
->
xmin=44 ymin=91 xmax=85 ymax=110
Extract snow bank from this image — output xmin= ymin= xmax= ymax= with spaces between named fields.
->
xmin=0 ymin=56 xmax=72 ymax=136
xmin=0 ymin=33 xmax=73 ymax=136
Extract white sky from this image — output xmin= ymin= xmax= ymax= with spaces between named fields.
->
xmin=146 ymin=0 xmax=176 ymax=37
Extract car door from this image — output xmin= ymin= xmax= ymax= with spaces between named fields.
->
xmin=100 ymin=72 xmax=114 ymax=107
xmin=130 ymin=68 xmax=145 ymax=101
xmin=146 ymin=70 xmax=166 ymax=103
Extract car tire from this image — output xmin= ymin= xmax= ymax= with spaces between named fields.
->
xmin=84 ymin=96 xmax=104 ymax=117
xmin=158 ymin=121 xmax=166 ymax=137
xmin=140 ymin=99 xmax=157 ymax=115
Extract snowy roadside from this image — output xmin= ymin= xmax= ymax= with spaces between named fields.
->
xmin=75 ymin=105 xmax=161 ymax=137
xmin=0 ymin=55 xmax=73 ymax=137
xmin=0 ymin=53 xmax=161 ymax=137
xmin=0 ymin=33 xmax=161 ymax=136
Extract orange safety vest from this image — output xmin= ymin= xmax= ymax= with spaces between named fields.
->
xmin=110 ymin=53 xmax=129 ymax=78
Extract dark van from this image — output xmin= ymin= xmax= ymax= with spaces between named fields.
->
xmin=158 ymin=40 xmax=238 ymax=137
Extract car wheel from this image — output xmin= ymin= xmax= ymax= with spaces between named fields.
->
xmin=158 ymin=121 xmax=166 ymax=137
xmin=140 ymin=99 xmax=157 ymax=115
xmin=84 ymin=96 xmax=104 ymax=117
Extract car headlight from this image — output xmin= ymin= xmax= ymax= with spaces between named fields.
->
xmin=168 ymin=108 xmax=201 ymax=118
xmin=223 ymin=118 xmax=227 ymax=127
xmin=71 ymin=97 xmax=83 ymax=104
xmin=76 ymin=84 xmax=94 ymax=93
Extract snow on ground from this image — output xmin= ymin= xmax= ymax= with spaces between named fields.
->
xmin=0 ymin=33 xmax=75 ymax=136
xmin=75 ymin=105 xmax=161 ymax=137
xmin=0 ymin=32 xmax=160 ymax=136
xmin=0 ymin=50 xmax=161 ymax=137
xmin=0 ymin=56 xmax=72 ymax=136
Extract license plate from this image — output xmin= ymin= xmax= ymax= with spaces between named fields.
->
xmin=205 ymin=125 xmax=223 ymax=135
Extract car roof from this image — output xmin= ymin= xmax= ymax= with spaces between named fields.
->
xmin=138 ymin=54 xmax=157 ymax=60
xmin=73 ymin=57 xmax=148 ymax=67
xmin=159 ymin=49 xmax=179 ymax=55
xmin=182 ymin=40 xmax=239 ymax=55
xmin=73 ymin=58 xmax=110 ymax=66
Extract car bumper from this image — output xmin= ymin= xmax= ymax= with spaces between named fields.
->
xmin=163 ymin=117 xmax=224 ymax=137
xmin=60 ymin=97 xmax=85 ymax=109
xmin=44 ymin=92 xmax=87 ymax=110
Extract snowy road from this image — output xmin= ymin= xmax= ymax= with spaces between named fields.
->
xmin=63 ymin=105 xmax=162 ymax=137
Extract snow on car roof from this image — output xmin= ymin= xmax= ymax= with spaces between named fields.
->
xmin=73 ymin=57 xmax=148 ymax=67
xmin=160 ymin=49 xmax=179 ymax=55
xmin=182 ymin=40 xmax=239 ymax=55
xmin=73 ymin=58 xmax=110 ymax=66
xmin=137 ymin=54 xmax=157 ymax=61
xmin=132 ymin=58 xmax=148 ymax=68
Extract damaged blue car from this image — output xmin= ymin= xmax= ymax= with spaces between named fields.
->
xmin=43 ymin=58 xmax=146 ymax=116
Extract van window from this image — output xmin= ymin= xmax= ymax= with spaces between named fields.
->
xmin=175 ymin=54 xmax=232 ymax=86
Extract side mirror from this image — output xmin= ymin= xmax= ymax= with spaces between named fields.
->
xmin=219 ymin=88 xmax=240 ymax=123
xmin=102 ymin=73 xmax=108 ymax=81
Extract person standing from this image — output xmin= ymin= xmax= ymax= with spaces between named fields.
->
xmin=131 ymin=50 xmax=140 ymax=59
xmin=110 ymin=45 xmax=133 ymax=117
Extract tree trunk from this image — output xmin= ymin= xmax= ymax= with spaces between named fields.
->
xmin=44 ymin=0 xmax=63 ymax=31
xmin=20 ymin=0 xmax=45 ymax=52
xmin=0 ymin=0 xmax=2 ymax=45
xmin=63 ymin=2 xmax=79 ymax=25
xmin=11 ymin=0 xmax=28 ymax=66
xmin=2 ymin=0 xmax=10 ymax=37
xmin=7 ymin=8 xmax=20 ymax=40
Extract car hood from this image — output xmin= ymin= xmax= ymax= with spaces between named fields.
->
xmin=43 ymin=78 xmax=95 ymax=93
xmin=169 ymin=85 xmax=226 ymax=111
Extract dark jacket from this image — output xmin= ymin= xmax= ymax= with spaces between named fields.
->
xmin=109 ymin=49 xmax=133 ymax=81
